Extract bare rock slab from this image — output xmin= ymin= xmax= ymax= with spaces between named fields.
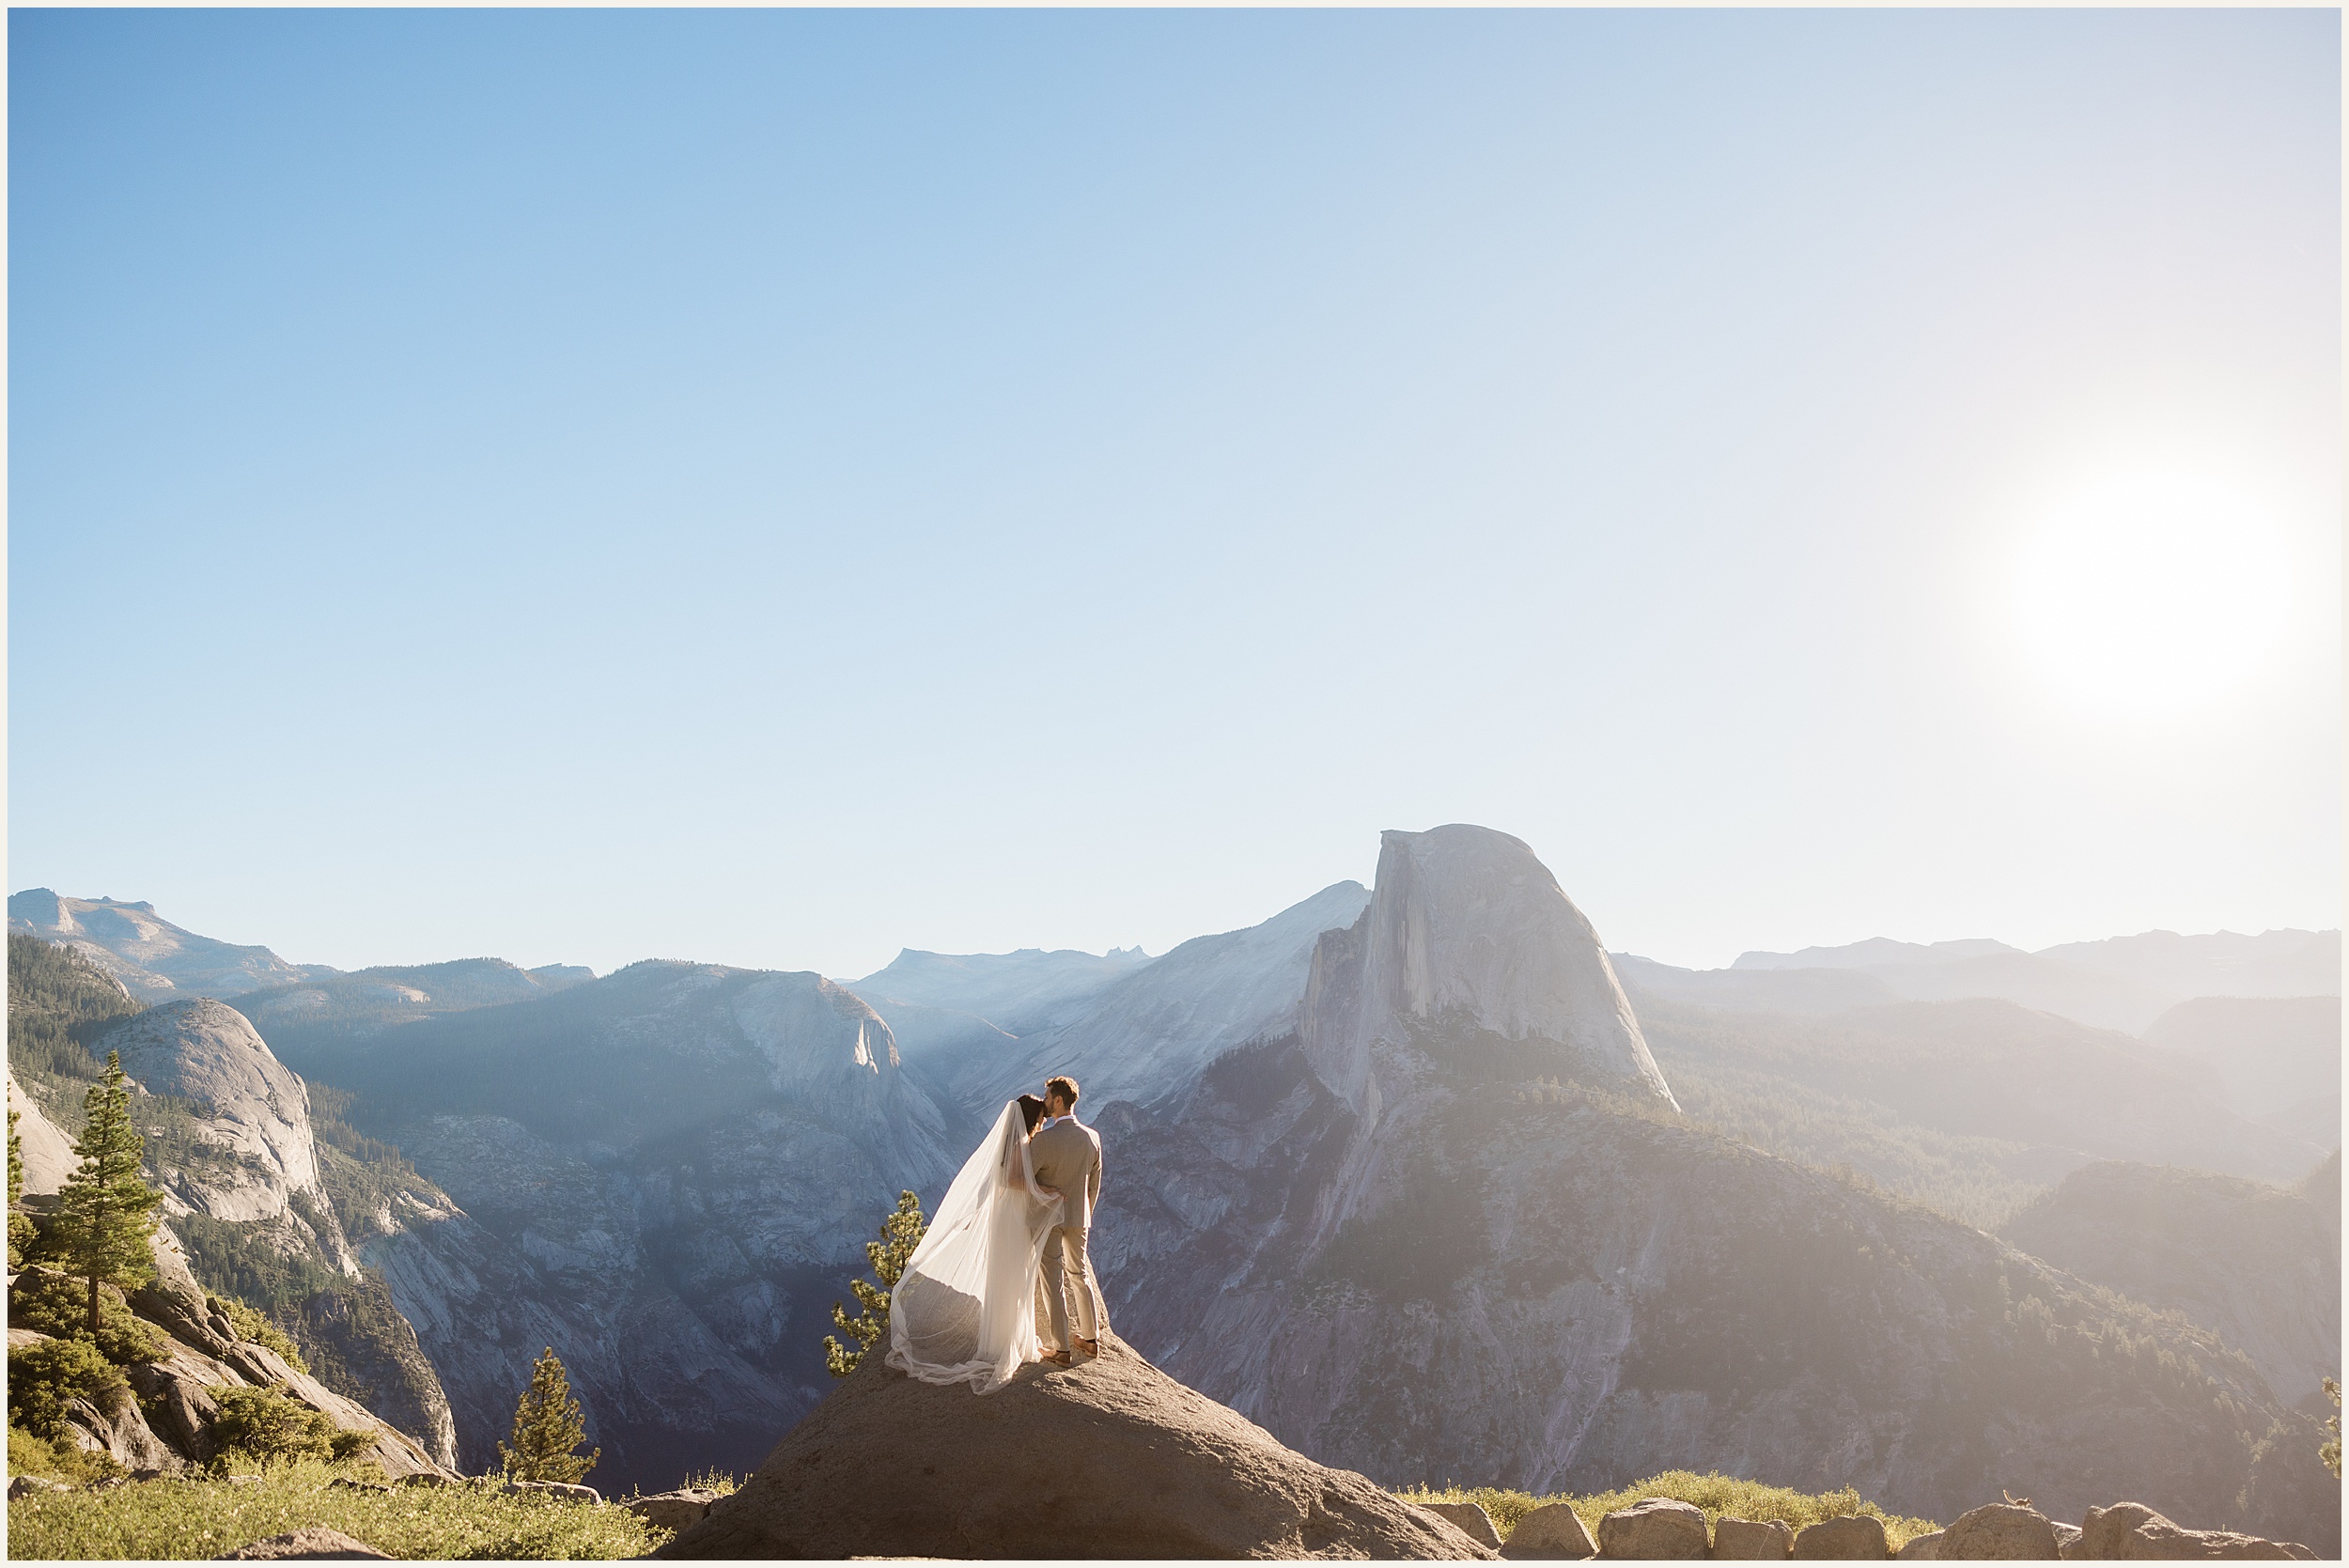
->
xmin=1896 ymin=1530 xmax=1944 ymax=1561
xmin=630 ymin=1489 xmax=721 ymax=1531
xmin=1504 ymin=1502 xmax=1598 ymax=1560
xmin=214 ymin=1528 xmax=392 ymax=1560
xmin=2078 ymin=1503 xmax=2296 ymax=1560
xmin=657 ymin=1339 xmax=1492 ymax=1560
xmin=1793 ymin=1515 xmax=1889 ymax=1560
xmin=1714 ymin=1517 xmax=1797 ymax=1559
xmin=504 ymin=1480 xmax=600 ymax=1503
xmin=1421 ymin=1502 xmax=1502 ymax=1548
xmin=1597 ymin=1498 xmax=1709 ymax=1559
xmin=1943 ymin=1503 xmax=2060 ymax=1560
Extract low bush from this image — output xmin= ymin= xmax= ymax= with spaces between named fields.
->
xmin=8 ymin=1337 xmax=129 ymax=1439
xmin=1394 ymin=1470 xmax=1942 ymax=1552
xmin=8 ymin=1420 xmax=124 ymax=1486
xmin=4 ymin=1455 xmax=664 ymax=1560
xmin=8 ymin=1267 xmax=166 ymax=1365
xmin=206 ymin=1292 xmax=311 ymax=1374
xmin=208 ymin=1386 xmax=336 ymax=1467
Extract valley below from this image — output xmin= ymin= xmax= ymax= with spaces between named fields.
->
xmin=7 ymin=841 xmax=2340 ymax=1552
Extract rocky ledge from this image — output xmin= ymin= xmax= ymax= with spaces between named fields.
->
xmin=657 ymin=1337 xmax=1493 ymax=1560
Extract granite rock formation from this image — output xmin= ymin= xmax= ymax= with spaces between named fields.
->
xmin=657 ymin=1338 xmax=1493 ymax=1560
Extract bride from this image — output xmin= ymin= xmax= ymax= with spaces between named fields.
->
xmin=887 ymin=1094 xmax=1095 ymax=1393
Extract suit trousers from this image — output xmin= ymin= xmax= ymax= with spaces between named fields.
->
xmin=1041 ymin=1222 xmax=1100 ymax=1351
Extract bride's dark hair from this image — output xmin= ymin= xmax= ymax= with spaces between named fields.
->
xmin=1017 ymin=1094 xmax=1048 ymax=1134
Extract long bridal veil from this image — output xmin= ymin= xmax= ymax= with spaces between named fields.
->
xmin=886 ymin=1099 xmax=1062 ymax=1393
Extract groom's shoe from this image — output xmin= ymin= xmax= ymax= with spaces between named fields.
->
xmin=1045 ymin=1350 xmax=1074 ymax=1367
xmin=1072 ymin=1336 xmax=1100 ymax=1358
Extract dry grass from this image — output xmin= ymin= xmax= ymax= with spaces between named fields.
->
xmin=5 ymin=1456 xmax=664 ymax=1560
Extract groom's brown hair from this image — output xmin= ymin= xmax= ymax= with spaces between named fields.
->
xmin=1045 ymin=1076 xmax=1080 ymax=1109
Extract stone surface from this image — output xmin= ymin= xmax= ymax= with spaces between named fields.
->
xmin=213 ymin=1527 xmax=393 ymax=1560
xmin=505 ymin=1480 xmax=601 ymax=1503
xmin=60 ymin=1389 xmax=180 ymax=1473
xmin=6 ymin=1064 xmax=78 ymax=1195
xmin=629 ymin=1489 xmax=721 ymax=1531
xmin=1503 ymin=1502 xmax=1598 ymax=1559
xmin=1942 ymin=1502 xmax=2061 ymax=1559
xmin=1713 ymin=1517 xmax=1797 ymax=1559
xmin=1420 ymin=1501 xmax=1502 ymax=1547
xmin=1300 ymin=827 xmax=1678 ymax=1114
xmin=9 ymin=1475 xmax=70 ymax=1498
xmin=1595 ymin=1498 xmax=1710 ymax=1560
xmin=2078 ymin=1502 xmax=2296 ymax=1560
xmin=103 ymin=998 xmax=320 ymax=1221
xmin=657 ymin=1338 xmax=1493 ymax=1560
xmin=1793 ymin=1514 xmax=1889 ymax=1560
xmin=1897 ymin=1530 xmax=1944 ymax=1561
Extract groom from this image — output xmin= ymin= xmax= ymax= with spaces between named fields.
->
xmin=1027 ymin=1075 xmax=1104 ymax=1365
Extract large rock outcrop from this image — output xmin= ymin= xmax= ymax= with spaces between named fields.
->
xmin=657 ymin=1338 xmax=1492 ymax=1560
xmin=1299 ymin=826 xmax=1676 ymax=1115
xmin=102 ymin=998 xmax=321 ymax=1221
xmin=8 ymin=1063 xmax=80 ymax=1194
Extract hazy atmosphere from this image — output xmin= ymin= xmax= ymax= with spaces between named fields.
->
xmin=10 ymin=8 xmax=2339 ymax=977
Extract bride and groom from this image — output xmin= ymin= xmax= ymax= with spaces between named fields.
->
xmin=885 ymin=1075 xmax=1111 ymax=1393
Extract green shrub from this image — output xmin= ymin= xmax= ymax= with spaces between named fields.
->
xmin=8 ymin=1337 xmax=129 ymax=1439
xmin=1394 ymin=1471 xmax=1942 ymax=1552
xmin=209 ymin=1386 xmax=337 ymax=1467
xmin=8 ymin=1265 xmax=166 ymax=1365
xmin=207 ymin=1292 xmax=312 ymax=1374
xmin=8 ymin=1419 xmax=124 ymax=1486
xmin=328 ymin=1428 xmax=379 ymax=1463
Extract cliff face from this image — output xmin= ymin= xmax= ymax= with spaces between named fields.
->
xmin=105 ymin=999 xmax=322 ymax=1223
xmin=1300 ymin=828 xmax=1674 ymax=1118
xmin=292 ymin=960 xmax=963 ymax=1489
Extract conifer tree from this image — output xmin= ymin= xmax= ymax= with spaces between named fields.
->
xmin=823 ymin=1189 xmax=926 ymax=1376
xmin=498 ymin=1345 xmax=599 ymax=1483
xmin=2321 ymin=1377 xmax=2341 ymax=1480
xmin=8 ymin=1105 xmax=33 ymax=1269
xmin=53 ymin=1051 xmax=163 ymax=1335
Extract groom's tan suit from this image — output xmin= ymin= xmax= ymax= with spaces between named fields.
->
xmin=1028 ymin=1115 xmax=1104 ymax=1352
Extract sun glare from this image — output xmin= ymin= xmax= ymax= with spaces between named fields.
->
xmin=2007 ymin=468 xmax=2294 ymax=721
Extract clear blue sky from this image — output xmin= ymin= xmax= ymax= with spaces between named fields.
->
xmin=9 ymin=9 xmax=2340 ymax=978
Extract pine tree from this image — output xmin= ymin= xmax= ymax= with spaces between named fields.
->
xmin=498 ymin=1346 xmax=599 ymax=1483
xmin=52 ymin=1051 xmax=164 ymax=1335
xmin=8 ymin=1105 xmax=33 ymax=1270
xmin=2321 ymin=1377 xmax=2341 ymax=1480
xmin=822 ymin=1189 xmax=926 ymax=1376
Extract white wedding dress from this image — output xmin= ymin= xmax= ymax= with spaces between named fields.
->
xmin=886 ymin=1100 xmax=1066 ymax=1393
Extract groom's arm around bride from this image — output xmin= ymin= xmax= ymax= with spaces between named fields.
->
xmin=1029 ymin=1075 xmax=1106 ymax=1362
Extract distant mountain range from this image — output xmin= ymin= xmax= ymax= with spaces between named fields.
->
xmin=8 ymin=862 xmax=2338 ymax=1545
xmin=1617 ymin=926 xmax=2338 ymax=1034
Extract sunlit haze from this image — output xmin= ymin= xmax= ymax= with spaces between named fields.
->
xmin=8 ymin=9 xmax=2340 ymax=978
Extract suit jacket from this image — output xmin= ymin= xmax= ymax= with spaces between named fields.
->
xmin=1028 ymin=1116 xmax=1103 ymax=1234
